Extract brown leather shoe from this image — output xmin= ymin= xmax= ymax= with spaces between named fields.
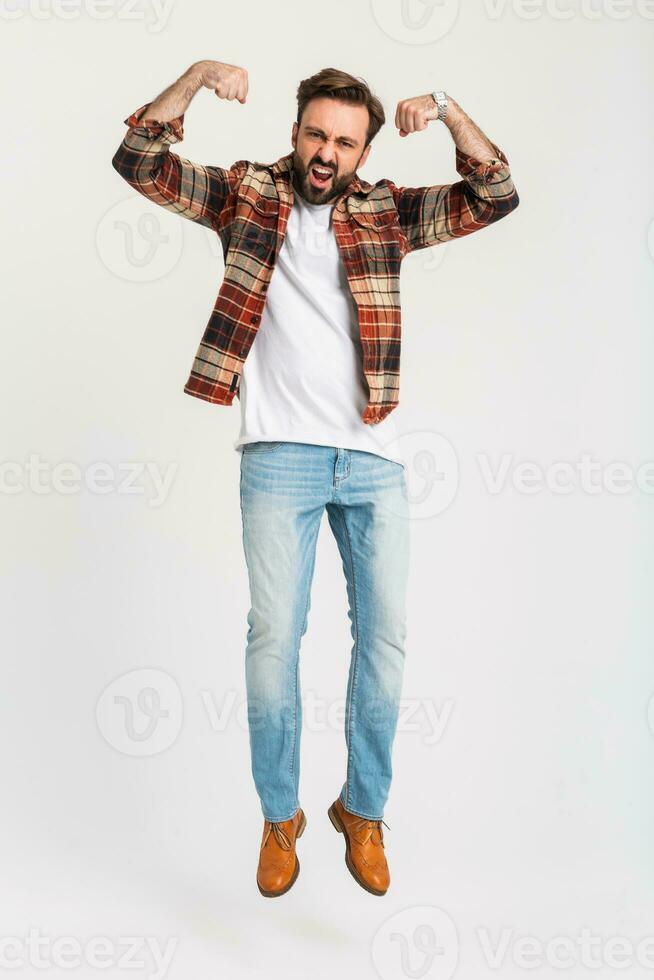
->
xmin=256 ymin=808 xmax=307 ymax=897
xmin=328 ymin=797 xmax=390 ymax=896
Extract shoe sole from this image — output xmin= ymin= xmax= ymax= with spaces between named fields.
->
xmin=327 ymin=801 xmax=387 ymax=896
xmin=257 ymin=809 xmax=307 ymax=898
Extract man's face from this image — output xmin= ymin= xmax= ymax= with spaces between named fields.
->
xmin=291 ymin=97 xmax=372 ymax=205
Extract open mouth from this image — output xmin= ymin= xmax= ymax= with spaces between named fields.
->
xmin=309 ymin=164 xmax=334 ymax=188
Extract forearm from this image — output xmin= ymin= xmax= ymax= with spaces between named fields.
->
xmin=392 ymin=89 xmax=519 ymax=249
xmin=442 ymin=96 xmax=498 ymax=162
xmin=142 ymin=63 xmax=205 ymax=123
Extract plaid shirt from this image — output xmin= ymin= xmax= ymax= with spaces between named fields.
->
xmin=112 ymin=103 xmax=519 ymax=424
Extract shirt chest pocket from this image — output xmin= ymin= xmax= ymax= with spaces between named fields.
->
xmin=350 ymin=209 xmax=405 ymax=265
xmin=232 ymin=190 xmax=280 ymax=259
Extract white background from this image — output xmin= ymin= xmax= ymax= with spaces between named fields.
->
xmin=2 ymin=0 xmax=654 ymax=978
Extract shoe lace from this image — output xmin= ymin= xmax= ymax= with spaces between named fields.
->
xmin=261 ymin=821 xmax=293 ymax=851
xmin=350 ymin=816 xmax=391 ymax=847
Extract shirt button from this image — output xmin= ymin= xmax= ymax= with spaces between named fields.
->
xmin=250 ymin=315 xmax=259 ymax=324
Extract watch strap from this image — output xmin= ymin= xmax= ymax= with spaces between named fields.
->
xmin=431 ymin=90 xmax=448 ymax=122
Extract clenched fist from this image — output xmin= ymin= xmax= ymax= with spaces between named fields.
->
xmin=195 ymin=60 xmax=249 ymax=104
xmin=395 ymin=94 xmax=440 ymax=136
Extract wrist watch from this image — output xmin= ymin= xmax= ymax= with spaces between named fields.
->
xmin=430 ymin=90 xmax=448 ymax=122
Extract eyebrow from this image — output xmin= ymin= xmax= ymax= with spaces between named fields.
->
xmin=302 ymin=125 xmax=360 ymax=147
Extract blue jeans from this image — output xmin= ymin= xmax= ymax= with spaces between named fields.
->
xmin=239 ymin=441 xmax=410 ymax=823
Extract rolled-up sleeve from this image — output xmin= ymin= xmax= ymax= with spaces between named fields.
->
xmin=390 ymin=140 xmax=520 ymax=253
xmin=111 ymin=102 xmax=246 ymax=230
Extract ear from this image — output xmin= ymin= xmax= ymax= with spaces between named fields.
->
xmin=291 ymin=121 xmax=298 ymax=149
xmin=359 ymin=142 xmax=372 ymax=168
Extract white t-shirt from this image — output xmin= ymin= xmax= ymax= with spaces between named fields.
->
xmin=233 ymin=191 xmax=405 ymax=469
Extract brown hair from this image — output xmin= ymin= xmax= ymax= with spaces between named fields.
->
xmin=295 ymin=67 xmax=385 ymax=147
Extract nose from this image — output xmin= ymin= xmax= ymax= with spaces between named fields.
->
xmin=314 ymin=142 xmax=337 ymax=167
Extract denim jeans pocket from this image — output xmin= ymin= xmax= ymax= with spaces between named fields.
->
xmin=242 ymin=441 xmax=285 ymax=454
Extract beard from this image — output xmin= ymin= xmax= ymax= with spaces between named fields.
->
xmin=291 ymin=149 xmax=358 ymax=205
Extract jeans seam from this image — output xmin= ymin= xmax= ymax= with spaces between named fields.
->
xmin=289 ymin=522 xmax=320 ymax=795
xmin=334 ymin=506 xmax=361 ymax=814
